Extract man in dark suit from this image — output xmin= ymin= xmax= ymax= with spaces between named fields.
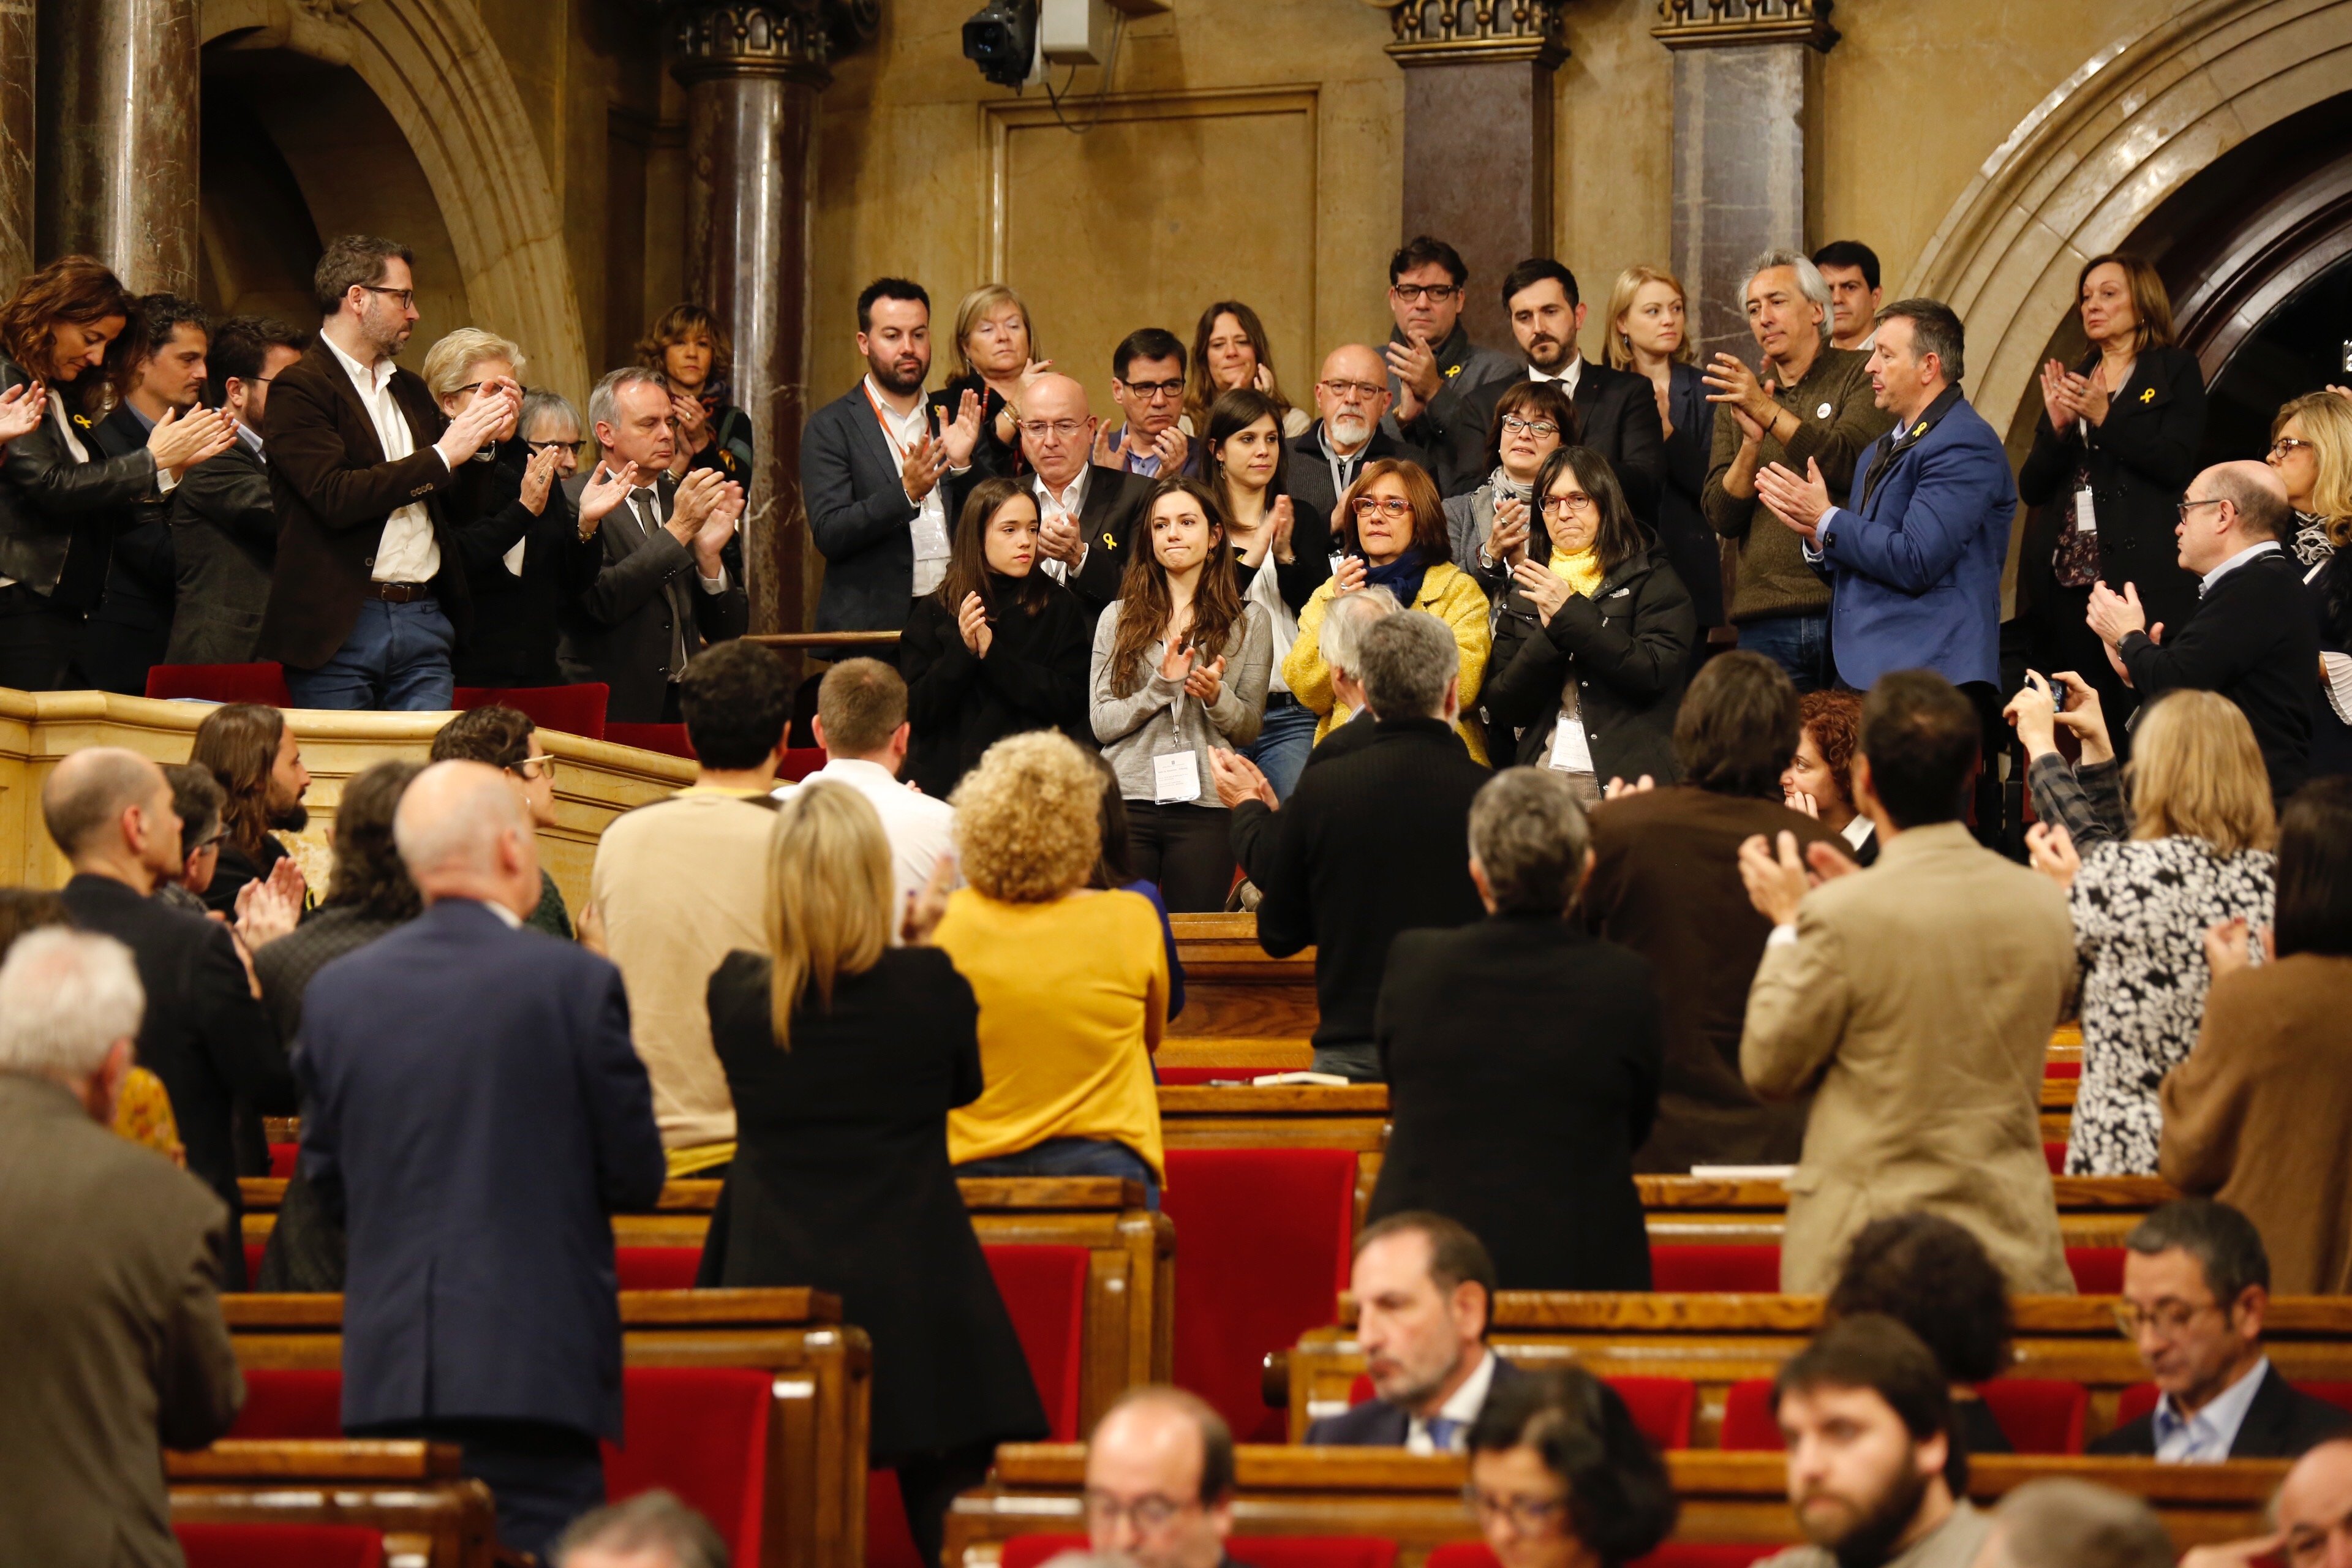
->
xmin=166 ymin=315 xmax=311 ymax=666
xmin=805 ymin=277 xmax=982 ymax=635
xmin=1286 ymin=344 xmax=1432 ymax=526
xmin=945 ymin=371 xmax=1149 ymax=620
xmin=298 ymin=760 xmax=667 ymax=1557
xmin=2093 ymin=1200 xmax=2352 ymax=1461
xmin=560 ymin=367 xmax=748 ymax=723
xmin=1303 ymin=1212 xmax=1526 ymax=1449
xmin=1417 ymin=260 xmax=1668 ymax=514
xmin=258 ymin=234 xmax=513 ymax=709
xmin=0 ymin=927 xmax=245 ymax=1567
xmin=46 ymin=747 xmax=295 ymax=1289
xmin=2089 ymin=460 xmax=2320 ymax=804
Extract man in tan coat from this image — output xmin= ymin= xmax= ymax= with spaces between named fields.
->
xmin=1738 ymin=671 xmax=2074 ymax=1296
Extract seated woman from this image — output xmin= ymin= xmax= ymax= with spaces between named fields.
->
xmin=1287 ymin=458 xmax=1491 ymax=762
xmin=1465 ymin=1365 xmax=1678 ymax=1568
xmin=2011 ymin=677 xmax=2275 ymax=1177
xmin=1089 ymin=475 xmax=1271 ymax=913
xmin=1444 ymin=381 xmax=1574 ymax=600
xmin=704 ymin=781 xmax=1046 ymax=1566
xmin=1828 ymin=1212 xmax=2016 ymax=1480
xmin=1481 ymin=448 xmax=1696 ymax=802
xmin=1784 ymin=689 xmax=1875 ymax=864
xmin=1369 ymin=768 xmax=1661 ymax=1291
xmin=937 ymin=731 xmax=1169 ymax=1205
xmin=900 ymin=477 xmax=1093 ymax=799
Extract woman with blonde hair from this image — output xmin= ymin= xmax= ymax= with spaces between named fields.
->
xmin=2269 ymin=389 xmax=2352 ymax=777
xmin=1604 ymin=264 xmax=1721 ymax=635
xmin=704 ymin=781 xmax=1046 ymax=1566
xmin=2007 ymin=673 xmax=2275 ymax=1175
xmin=936 ymin=730 xmax=1170 ymax=1203
xmin=935 ymin=282 xmax=1041 ymax=478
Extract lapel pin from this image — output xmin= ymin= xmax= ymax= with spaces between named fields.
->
xmin=2138 ymin=388 xmax=2155 ymax=404
xmin=1816 ymin=402 xmax=1833 ymax=419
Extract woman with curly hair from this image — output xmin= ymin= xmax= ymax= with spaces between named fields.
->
xmin=937 ymin=731 xmax=1170 ymax=1205
xmin=1783 ymin=688 xmax=1873 ymax=864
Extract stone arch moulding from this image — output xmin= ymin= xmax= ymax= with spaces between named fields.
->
xmin=1904 ymin=0 xmax=2352 ymax=435
xmin=202 ymin=0 xmax=590 ymax=401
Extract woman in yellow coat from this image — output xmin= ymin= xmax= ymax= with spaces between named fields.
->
xmin=1283 ymin=457 xmax=1491 ymax=763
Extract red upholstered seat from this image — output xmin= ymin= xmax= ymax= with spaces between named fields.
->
xmin=176 ymin=1523 xmax=384 ymax=1568
xmin=1720 ymin=1378 xmax=1781 ymax=1450
xmin=1651 ymin=1245 xmax=1780 ymax=1293
xmin=1155 ymin=1066 xmax=1259 ymax=1085
xmin=780 ymin=746 xmax=826 ymax=782
xmin=605 ymin=1366 xmax=772 ymax=1567
xmin=453 ymin=683 xmax=608 ymax=739
xmin=144 ymin=663 xmax=293 ymax=707
xmin=1342 ymin=1373 xmax=1695 ymax=1452
xmin=2066 ymin=1246 xmax=2125 ymax=1294
xmin=985 ymin=1245 xmax=1091 ymax=1441
xmin=270 ymin=1142 xmax=298 ymax=1178
xmin=616 ymin=1246 xmax=701 ymax=1291
xmin=2044 ymin=1142 xmax=2067 ymax=1174
xmin=606 ymin=722 xmax=696 ymax=758
xmin=1978 ymin=1378 xmax=2086 ymax=1453
xmin=1433 ymin=1542 xmax=1775 ymax=1568
xmin=1164 ymin=1149 xmax=1359 ymax=1441
xmin=2045 ymin=1060 xmax=2080 ymax=1080
xmin=243 ymin=1240 xmax=265 ymax=1283
xmin=229 ymin=1368 xmax=343 ymax=1438
xmin=1007 ymin=1537 xmax=1398 ymax=1568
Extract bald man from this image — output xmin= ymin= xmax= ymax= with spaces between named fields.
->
xmin=295 ymin=760 xmax=665 ymax=1558
xmin=2181 ymin=1438 xmax=2352 ymax=1568
xmin=2087 ymin=459 xmax=2321 ymax=801
xmin=47 ymin=746 xmax=292 ymax=1290
xmin=1284 ymin=345 xmax=1433 ymax=529
xmin=1084 ymin=1388 xmax=1237 ymax=1568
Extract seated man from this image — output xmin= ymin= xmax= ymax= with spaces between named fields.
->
xmin=1305 ymin=1211 xmax=1525 ymax=1451
xmin=1083 ymin=1387 xmax=1236 ymax=1568
xmin=778 ymin=657 xmax=955 ymax=916
xmin=2180 ymin=1437 xmax=2352 ymax=1568
xmin=1757 ymin=1314 xmax=1991 ymax=1568
xmin=2092 ymin=1199 xmax=2352 ymax=1461
xmin=1971 ymin=1479 xmax=2175 ymax=1568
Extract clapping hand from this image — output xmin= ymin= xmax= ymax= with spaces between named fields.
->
xmin=1486 ymin=495 xmax=1533 ymax=568
xmin=1385 ymin=333 xmax=1440 ymax=412
xmin=665 ymin=467 xmax=725 ymax=545
xmin=956 ymin=590 xmax=993 ymax=658
xmin=940 ymin=389 xmax=983 ymax=469
xmin=435 ymin=382 xmax=514 ymax=466
xmin=1269 ymin=496 xmax=1296 ymax=564
xmin=1755 ymin=457 xmax=1832 ymax=541
xmin=1036 ymin=507 xmax=1085 ymax=567
xmin=1330 ymin=554 xmax=1368 ymax=596
xmin=2084 ymin=581 xmax=2152 ymax=649
xmin=0 ymin=380 xmax=47 ymax=447
xmin=1604 ymin=775 xmax=1657 ymax=802
xmin=517 ymin=442 xmax=562 ymax=517
xmin=148 ymin=405 xmax=236 ymax=478
xmin=2203 ymin=915 xmax=2274 ymax=980
xmin=694 ymin=480 xmax=744 ymax=570
xmin=1509 ymin=559 xmax=1572 ymax=623
xmin=671 ymin=391 xmax=711 ymax=454
xmin=233 ymin=856 xmax=305 ymax=952
xmin=902 ymin=851 xmax=957 ymax=946
xmin=1157 ymin=639 xmax=1194 ymax=684
xmin=1182 ymin=654 xmax=1226 ymax=705
xmin=1738 ymin=828 xmax=1859 ymax=927
xmin=576 ymin=460 xmax=639 ymax=537
xmin=1703 ymin=352 xmax=1780 ymax=426
xmin=899 ymin=431 xmax=949 ymax=503
xmin=1207 ymin=748 xmax=1278 ymax=810
xmin=2039 ymin=359 xmax=2084 ymax=435
xmin=2024 ymin=820 xmax=2082 ymax=891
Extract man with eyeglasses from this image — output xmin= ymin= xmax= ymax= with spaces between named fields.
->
xmin=166 ymin=314 xmax=311 ymax=667
xmin=258 ymin=234 xmax=517 ymax=709
xmin=2086 ymin=459 xmax=2319 ymax=805
xmin=2091 ymin=1199 xmax=2352 ymax=1461
xmin=951 ymin=371 xmax=1149 ymax=617
xmin=1099 ymin=328 xmax=1193 ymax=478
xmin=1380 ymin=236 xmax=1517 ymax=463
xmin=1284 ymin=344 xmax=1431 ymax=529
xmin=1082 ymin=1387 xmax=1238 ymax=1568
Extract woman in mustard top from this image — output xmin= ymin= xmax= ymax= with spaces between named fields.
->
xmin=937 ymin=730 xmax=1170 ymax=1207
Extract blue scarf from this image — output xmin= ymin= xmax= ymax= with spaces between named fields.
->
xmin=1365 ymin=547 xmax=1430 ymax=610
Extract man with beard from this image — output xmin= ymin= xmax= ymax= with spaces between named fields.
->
xmin=805 ymin=277 xmax=984 ymax=635
xmin=189 ymin=701 xmax=312 ymax=917
xmin=1286 ymin=344 xmax=1432 ymax=527
xmin=1759 ymin=1314 xmax=1991 ymax=1568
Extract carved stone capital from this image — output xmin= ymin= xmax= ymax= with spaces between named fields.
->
xmin=1381 ymin=0 xmax=1568 ymax=69
xmin=663 ymin=0 xmax=878 ymax=89
xmin=1652 ymin=0 xmax=1837 ymax=53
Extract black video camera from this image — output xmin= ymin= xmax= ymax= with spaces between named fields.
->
xmin=962 ymin=0 xmax=1038 ymax=89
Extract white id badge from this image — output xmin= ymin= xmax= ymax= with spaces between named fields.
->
xmin=1153 ymin=750 xmax=1202 ymax=804
xmin=2073 ymin=487 xmax=2098 ymax=533
xmin=1548 ymin=715 xmax=1594 ymax=774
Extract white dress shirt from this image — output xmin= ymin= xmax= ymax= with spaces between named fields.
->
xmin=322 ymin=330 xmax=445 ymax=583
xmin=1406 ymin=1349 xmax=1496 ymax=1455
xmin=1529 ymin=355 xmax=1583 ymax=401
xmin=865 ymin=374 xmax=952 ymax=596
xmin=1033 ymin=468 xmax=1092 ymax=582
xmin=2152 ymin=1357 xmax=2271 ymax=1462
xmin=775 ymin=757 xmax=959 ymax=929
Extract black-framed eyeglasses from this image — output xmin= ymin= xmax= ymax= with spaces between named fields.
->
xmin=1320 ymin=378 xmax=1386 ymax=402
xmin=1391 ymin=284 xmax=1461 ymax=304
xmin=1501 ymin=416 xmax=1561 ymax=439
xmin=2114 ymin=1298 xmax=2226 ymax=1341
xmin=1081 ymin=1490 xmax=1200 ymax=1532
xmin=189 ymin=831 xmax=223 ymax=854
xmin=2177 ymin=497 xmax=2227 ymax=521
xmin=1464 ymin=1485 xmax=1569 ymax=1534
xmin=360 ymin=285 xmax=417 ymax=309
xmin=2269 ymin=438 xmax=2315 ymax=460
xmin=1120 ymin=379 xmax=1185 ymax=402
xmin=527 ymin=439 xmax=588 ymax=460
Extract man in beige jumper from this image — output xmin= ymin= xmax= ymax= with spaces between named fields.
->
xmin=589 ymin=640 xmax=789 ymax=1178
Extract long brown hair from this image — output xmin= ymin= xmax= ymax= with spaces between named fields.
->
xmin=938 ymin=477 xmax=1052 ymax=618
xmin=1108 ymin=476 xmax=1248 ymax=698
xmin=764 ymin=782 xmax=892 ymax=1051
xmin=1185 ymin=300 xmax=1290 ymax=435
xmin=1202 ymin=386 xmax=1290 ymax=509
xmin=635 ymin=302 xmax=734 ymax=385
xmin=189 ymin=703 xmax=287 ymax=862
xmin=2076 ymin=252 xmax=2176 ymax=355
xmin=0 ymin=255 xmax=146 ymax=414
xmin=1336 ymin=458 xmax=1452 ymax=562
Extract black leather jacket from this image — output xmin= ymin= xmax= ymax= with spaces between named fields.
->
xmin=0 ymin=355 xmax=159 ymax=603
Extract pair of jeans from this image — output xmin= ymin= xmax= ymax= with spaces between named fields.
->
xmin=1735 ymin=611 xmax=1833 ymax=695
xmin=285 ymin=598 xmax=456 ymax=710
xmin=956 ymin=1136 xmax=1159 ymax=1210
xmin=1243 ymin=693 xmax=1320 ymax=801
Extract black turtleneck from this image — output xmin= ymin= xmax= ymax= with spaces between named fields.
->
xmin=899 ymin=571 xmax=1094 ymax=798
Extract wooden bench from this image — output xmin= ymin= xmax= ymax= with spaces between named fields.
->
xmin=943 ymin=1445 xmax=2288 ymax=1567
xmin=169 ymin=1440 xmax=496 ymax=1568
xmin=1275 ymin=1294 xmax=2352 ymax=1448
xmin=1167 ymin=914 xmax=1317 ymax=1040
xmin=1637 ymin=1174 xmax=2171 ymax=1251
xmin=222 ymin=1289 xmax=869 ymax=1568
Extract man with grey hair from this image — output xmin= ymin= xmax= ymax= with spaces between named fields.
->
xmin=456 ymin=386 xmax=610 ymax=688
xmin=0 ymin=927 xmax=247 ymax=1568
xmin=1244 ymin=609 xmax=1489 ymax=1080
xmin=1967 ymin=1479 xmax=2173 ymax=1568
xmin=1701 ymin=248 xmax=1893 ymax=692
xmin=298 ymin=759 xmax=665 ymax=1556
xmin=561 ymin=365 xmax=748 ymax=722
xmin=552 ymin=1488 xmax=729 ymax=1568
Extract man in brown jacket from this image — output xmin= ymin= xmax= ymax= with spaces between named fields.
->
xmin=1740 ymin=671 xmax=2074 ymax=1295
xmin=0 ymin=927 xmax=244 ymax=1567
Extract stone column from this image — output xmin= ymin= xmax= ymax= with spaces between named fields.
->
xmin=667 ymin=1 xmax=873 ymax=639
xmin=36 ymin=0 xmax=202 ymax=294
xmin=1386 ymin=0 xmax=1567 ymax=350
xmin=1653 ymin=0 xmax=1838 ymax=367
xmin=0 ymin=0 xmax=34 ymax=292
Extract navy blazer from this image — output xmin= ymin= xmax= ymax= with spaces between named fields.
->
xmin=805 ymin=381 xmax=936 ymax=633
xmin=296 ymin=898 xmax=666 ymax=1441
xmin=1303 ymin=1352 xmax=1529 ymax=1445
xmin=1814 ymin=386 xmax=2017 ymax=690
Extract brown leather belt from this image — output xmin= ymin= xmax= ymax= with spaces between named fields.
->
xmin=362 ymin=581 xmax=434 ymax=603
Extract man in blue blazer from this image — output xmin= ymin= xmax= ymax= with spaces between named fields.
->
xmin=296 ymin=760 xmax=666 ymax=1559
xmin=1752 ymin=299 xmax=2017 ymax=694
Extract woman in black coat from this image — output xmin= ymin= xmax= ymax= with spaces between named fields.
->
xmin=450 ymin=394 xmax=608 ymax=688
xmin=1482 ymin=446 xmax=1696 ymax=794
xmin=2016 ymin=253 xmax=2206 ymax=742
xmin=900 ymin=476 xmax=1092 ymax=798
xmin=1368 ymin=767 xmax=1662 ymax=1291
xmin=704 ymin=780 xmax=1047 ymax=1567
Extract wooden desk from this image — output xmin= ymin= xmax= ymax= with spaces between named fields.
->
xmin=170 ymin=1440 xmax=496 ymax=1568
xmin=1167 ymin=914 xmax=1316 ymax=1039
xmin=944 ymin=1445 xmax=2287 ymax=1567
xmin=1635 ymin=1174 xmax=2171 ymax=1251
xmin=223 ymin=1290 xmax=870 ymax=1568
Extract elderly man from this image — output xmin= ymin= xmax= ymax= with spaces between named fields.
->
xmin=2087 ymin=459 xmax=2319 ymax=802
xmin=300 ymin=760 xmax=666 ymax=1558
xmin=1099 ymin=328 xmax=1192 ymax=477
xmin=2182 ymin=1438 xmax=2352 ymax=1568
xmin=0 ymin=929 xmax=246 ymax=1568
xmin=1084 ymin=1388 xmax=1239 ymax=1568
xmin=1702 ymin=251 xmax=1893 ymax=693
xmin=946 ymin=371 xmax=1150 ymax=618
xmin=1286 ymin=344 xmax=1434 ymax=527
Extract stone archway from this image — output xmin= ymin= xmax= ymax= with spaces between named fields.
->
xmin=1905 ymin=0 xmax=2352 ymax=435
xmin=202 ymin=0 xmax=589 ymax=400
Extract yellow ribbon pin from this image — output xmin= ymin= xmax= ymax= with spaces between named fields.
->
xmin=1445 ymin=364 xmax=1461 ymax=379
xmin=2139 ymin=388 xmax=2155 ymax=404
xmin=1912 ymin=421 xmax=1928 ymax=438
xmin=1101 ymin=532 xmax=1115 ymax=549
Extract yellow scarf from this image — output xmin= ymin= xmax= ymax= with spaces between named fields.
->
xmin=1547 ymin=545 xmax=1604 ymax=600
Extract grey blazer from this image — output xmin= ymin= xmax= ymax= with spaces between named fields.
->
xmin=805 ymin=382 xmax=932 ymax=633
xmin=558 ymin=471 xmax=749 ymax=723
xmin=167 ymin=435 xmax=277 ymax=665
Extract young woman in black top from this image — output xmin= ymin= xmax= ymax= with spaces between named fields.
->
xmin=899 ymin=476 xmax=1092 ymax=797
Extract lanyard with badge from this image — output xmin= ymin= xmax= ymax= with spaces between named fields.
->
xmin=865 ymin=383 xmax=952 ymax=567
xmin=1153 ymin=639 xmax=1204 ymax=804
